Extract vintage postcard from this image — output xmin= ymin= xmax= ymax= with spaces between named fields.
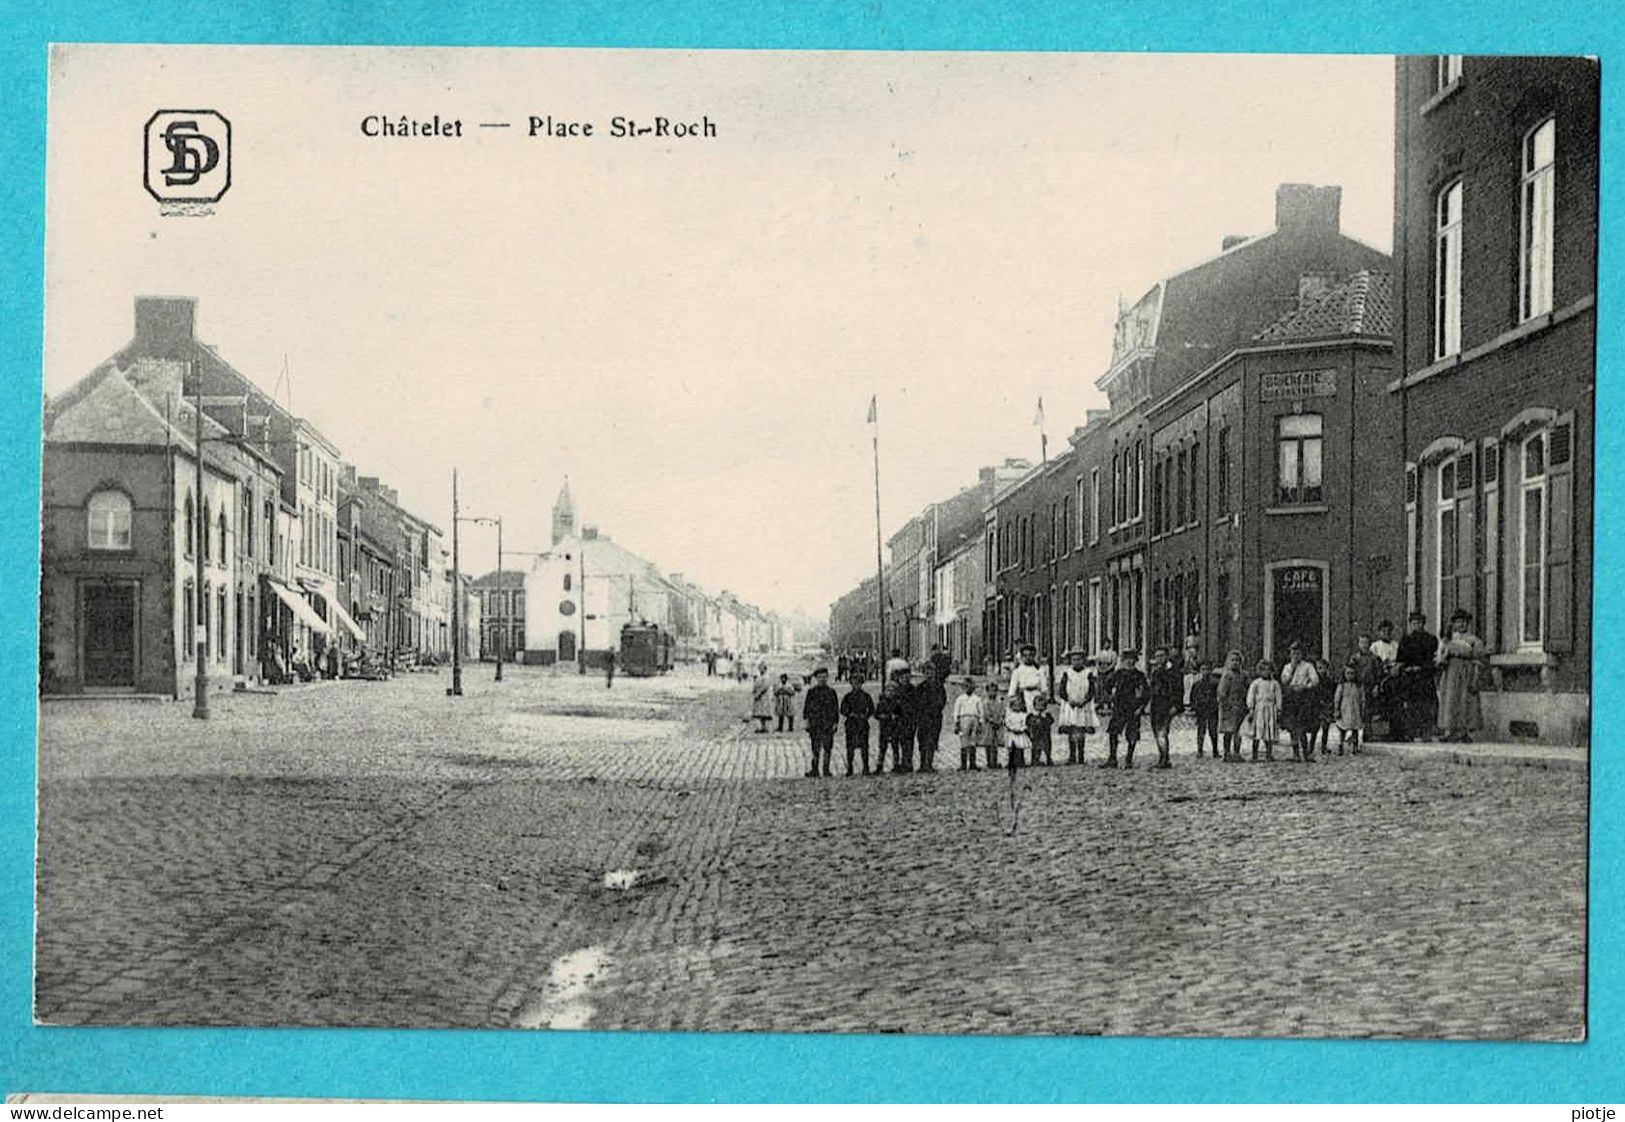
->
xmin=36 ymin=45 xmax=1594 ymax=1040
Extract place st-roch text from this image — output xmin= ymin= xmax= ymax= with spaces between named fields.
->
xmin=358 ymin=115 xmax=719 ymax=140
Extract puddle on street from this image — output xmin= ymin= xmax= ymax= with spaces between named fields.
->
xmin=515 ymin=945 xmax=611 ymax=1030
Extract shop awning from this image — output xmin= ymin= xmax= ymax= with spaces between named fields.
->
xmin=330 ymin=599 xmax=366 ymax=642
xmin=267 ymin=580 xmax=332 ymax=635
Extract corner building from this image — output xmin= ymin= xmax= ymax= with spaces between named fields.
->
xmin=1392 ymin=56 xmax=1597 ymax=745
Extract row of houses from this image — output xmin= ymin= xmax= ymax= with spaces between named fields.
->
xmin=831 ymin=57 xmax=1595 ymax=745
xmin=41 ymin=296 xmax=477 ymax=698
xmin=468 ymin=480 xmax=793 ymax=667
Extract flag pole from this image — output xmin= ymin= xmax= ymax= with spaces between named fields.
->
xmin=870 ymin=396 xmax=886 ymax=664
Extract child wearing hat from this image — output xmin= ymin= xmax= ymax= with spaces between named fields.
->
xmin=952 ymin=677 xmax=985 ymax=771
xmin=1056 ymin=649 xmax=1096 ymax=765
xmin=1101 ymin=650 xmax=1149 ymax=768
xmin=839 ymin=671 xmax=877 ymax=776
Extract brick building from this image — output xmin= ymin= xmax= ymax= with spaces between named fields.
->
xmin=984 ymin=183 xmax=1391 ymax=667
xmin=1147 ymin=270 xmax=1401 ymax=664
xmin=1392 ymin=55 xmax=1597 ymax=744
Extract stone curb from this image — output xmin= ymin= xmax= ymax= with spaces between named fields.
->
xmin=1361 ymin=740 xmax=1588 ymax=773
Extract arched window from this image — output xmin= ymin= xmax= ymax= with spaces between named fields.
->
xmin=218 ymin=509 xmax=229 ymax=566
xmin=217 ymin=586 xmax=229 ymax=660
xmin=87 ymin=490 xmax=132 ymax=550
xmin=201 ymin=499 xmax=212 ymax=562
xmin=183 ymin=491 xmax=195 ymax=557
xmin=563 ymin=573 xmax=572 ymax=592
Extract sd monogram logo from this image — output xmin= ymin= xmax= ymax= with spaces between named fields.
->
xmin=143 ymin=110 xmax=232 ymax=204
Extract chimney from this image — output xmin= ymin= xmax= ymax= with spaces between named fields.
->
xmin=1275 ymin=184 xmax=1341 ymax=234
xmin=1086 ymin=409 xmax=1112 ymax=425
xmin=978 ymin=466 xmax=994 ymax=485
xmin=582 ymin=524 xmax=599 ymax=541
xmin=133 ymin=296 xmax=197 ymax=358
xmin=1221 ymin=234 xmax=1249 ymax=252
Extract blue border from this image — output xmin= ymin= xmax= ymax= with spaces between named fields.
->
xmin=3 ymin=1 xmax=1618 ymax=1104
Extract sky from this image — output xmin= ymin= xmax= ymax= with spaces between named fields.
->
xmin=44 ymin=46 xmax=1395 ymax=619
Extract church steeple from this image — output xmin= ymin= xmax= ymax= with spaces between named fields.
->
xmin=551 ymin=476 xmax=576 ymax=545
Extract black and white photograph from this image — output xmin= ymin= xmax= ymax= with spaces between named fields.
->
xmin=36 ymin=45 xmax=1596 ymax=1041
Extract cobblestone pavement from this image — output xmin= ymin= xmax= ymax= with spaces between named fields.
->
xmin=36 ymin=665 xmax=1586 ymax=1040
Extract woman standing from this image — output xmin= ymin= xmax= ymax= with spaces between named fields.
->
xmin=1436 ymin=609 xmax=1486 ymax=742
xmin=750 ymin=662 xmax=773 ymax=733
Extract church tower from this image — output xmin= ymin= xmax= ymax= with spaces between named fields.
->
xmin=551 ymin=477 xmax=576 ymax=545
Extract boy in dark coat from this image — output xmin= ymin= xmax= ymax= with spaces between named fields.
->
xmin=802 ymin=667 xmax=840 ymax=778
xmin=839 ymin=673 xmax=876 ymax=776
xmin=911 ymin=665 xmax=948 ymax=774
xmin=1101 ymin=650 xmax=1149 ymax=769
xmin=1147 ymin=646 xmax=1186 ymax=770
xmin=874 ymin=677 xmax=906 ymax=775
xmin=888 ymin=669 xmax=918 ymax=773
xmin=1189 ymin=659 xmax=1220 ymax=758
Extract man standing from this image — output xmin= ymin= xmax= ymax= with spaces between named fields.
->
xmin=802 ymin=667 xmax=840 ymax=778
xmin=836 ymin=651 xmax=849 ymax=682
xmin=1279 ymin=642 xmax=1320 ymax=761
xmin=1100 ymin=650 xmax=1148 ymax=769
xmin=1147 ymin=646 xmax=1185 ymax=770
xmin=929 ymin=643 xmax=953 ymax=683
xmin=911 ymin=664 xmax=948 ymax=774
xmin=1397 ymin=610 xmax=1440 ymax=741
xmin=605 ymin=648 xmax=616 ymax=689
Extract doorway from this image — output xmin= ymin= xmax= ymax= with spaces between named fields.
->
xmin=1267 ymin=562 xmax=1327 ymax=663
xmin=558 ymin=629 xmax=577 ymax=661
xmin=81 ymin=581 xmax=136 ymax=689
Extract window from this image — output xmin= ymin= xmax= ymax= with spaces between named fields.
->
xmin=563 ymin=573 xmax=572 ymax=592
xmin=201 ymin=500 xmax=211 ymax=563
xmin=1090 ymin=469 xmax=1101 ymax=544
xmin=182 ymin=579 xmax=195 ymax=656
xmin=1133 ymin=440 xmax=1145 ymax=521
xmin=1521 ymin=118 xmax=1556 ymax=322
xmin=1189 ymin=441 xmax=1200 ymax=524
xmin=217 ymin=586 xmax=228 ymax=661
xmin=1520 ymin=431 xmax=1547 ymax=647
xmin=1436 ymin=456 xmax=1460 ymax=625
xmin=1088 ymin=578 xmax=1102 ymax=653
xmin=1435 ymin=54 xmax=1462 ymax=91
xmin=87 ymin=490 xmax=132 ymax=550
xmin=1112 ymin=453 xmax=1123 ymax=526
xmin=264 ymin=500 xmax=276 ymax=566
xmin=1277 ymin=414 xmax=1324 ymax=504
xmin=1216 ymin=427 xmax=1231 ymax=516
xmin=1150 ymin=459 xmax=1162 ymax=534
xmin=243 ymin=484 xmax=253 ymax=557
xmin=1176 ymin=447 xmax=1188 ymax=527
xmin=1435 ymin=180 xmax=1464 ymax=359
xmin=217 ymin=509 xmax=228 ymax=566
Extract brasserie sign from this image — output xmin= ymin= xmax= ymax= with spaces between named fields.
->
xmin=1260 ymin=369 xmax=1337 ymax=401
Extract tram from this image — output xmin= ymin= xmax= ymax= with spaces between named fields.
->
xmin=619 ymin=621 xmax=674 ymax=677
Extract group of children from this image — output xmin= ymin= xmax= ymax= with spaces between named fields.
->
xmin=811 ymin=641 xmax=1372 ymax=779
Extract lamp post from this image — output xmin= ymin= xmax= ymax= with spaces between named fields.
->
xmin=191 ymin=361 xmax=209 ymax=719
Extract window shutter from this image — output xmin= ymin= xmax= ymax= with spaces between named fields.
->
xmin=1457 ymin=448 xmax=1475 ymax=490
xmin=1481 ymin=440 xmax=1499 ymax=484
xmin=1405 ymin=465 xmax=1417 ymax=505
xmin=1456 ymin=489 xmax=1476 ymax=628
xmin=1546 ymin=417 xmax=1575 ymax=652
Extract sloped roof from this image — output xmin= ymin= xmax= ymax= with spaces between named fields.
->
xmin=45 ymin=363 xmax=235 ymax=456
xmin=1254 ymin=270 xmax=1393 ymax=344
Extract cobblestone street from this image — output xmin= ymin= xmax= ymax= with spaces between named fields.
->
xmin=35 ymin=665 xmax=1586 ymax=1040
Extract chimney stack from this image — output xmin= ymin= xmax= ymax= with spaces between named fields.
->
xmin=1275 ymin=184 xmax=1341 ymax=234
xmin=1221 ymin=234 xmax=1249 ymax=252
xmin=133 ymin=296 xmax=198 ymax=359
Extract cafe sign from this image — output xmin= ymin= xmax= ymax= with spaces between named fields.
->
xmin=1260 ymin=369 xmax=1337 ymax=402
